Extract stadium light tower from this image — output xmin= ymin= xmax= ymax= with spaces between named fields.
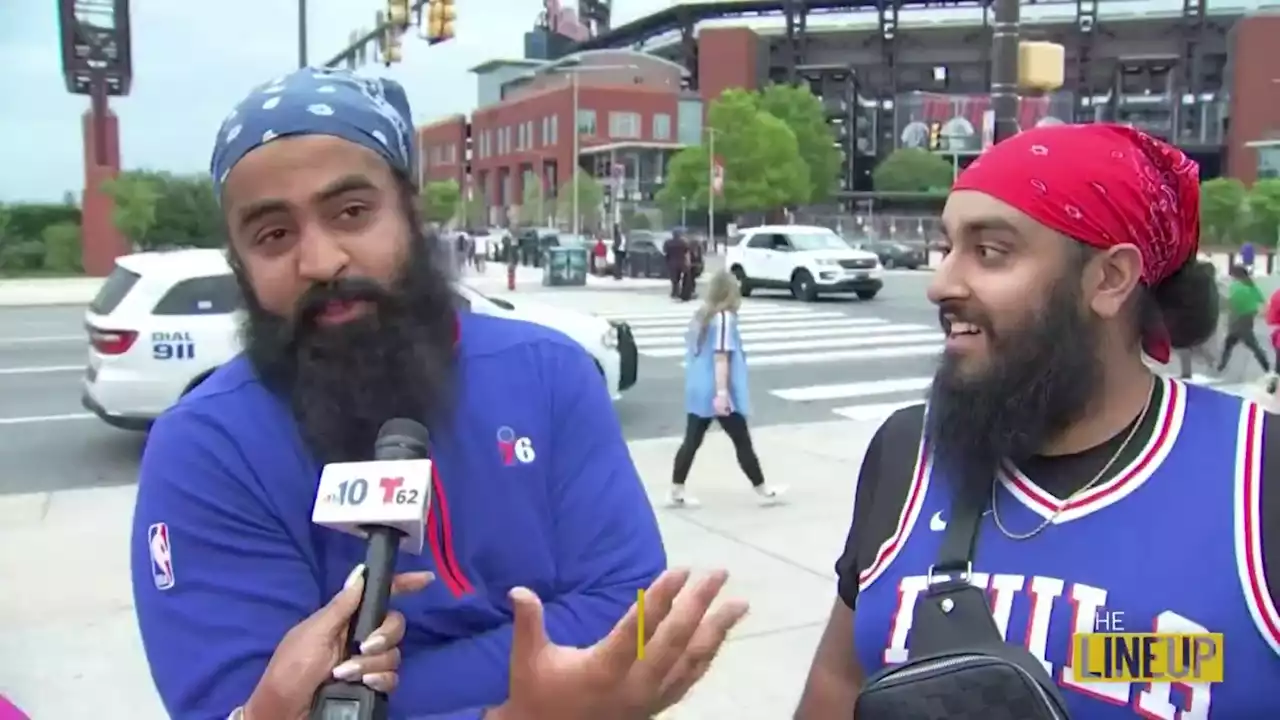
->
xmin=990 ymin=0 xmax=1021 ymax=145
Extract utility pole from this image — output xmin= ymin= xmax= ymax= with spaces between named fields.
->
xmin=297 ymin=0 xmax=308 ymax=68
xmin=990 ymin=0 xmax=1021 ymax=145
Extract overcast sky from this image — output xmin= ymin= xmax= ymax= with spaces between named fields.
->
xmin=0 ymin=0 xmax=674 ymax=203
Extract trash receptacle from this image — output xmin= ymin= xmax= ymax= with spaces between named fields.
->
xmin=542 ymin=247 xmax=589 ymax=287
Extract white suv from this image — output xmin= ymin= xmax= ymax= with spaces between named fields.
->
xmin=726 ymin=225 xmax=883 ymax=301
xmin=81 ymin=249 xmax=638 ymax=431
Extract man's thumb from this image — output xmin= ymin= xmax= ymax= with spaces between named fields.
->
xmin=321 ymin=563 xmax=366 ymax=627
xmin=509 ymin=587 xmax=549 ymax=659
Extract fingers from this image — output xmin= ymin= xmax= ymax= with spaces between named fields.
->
xmin=633 ymin=570 xmax=732 ymax=689
xmin=332 ymin=647 xmax=402 ymax=688
xmin=319 ymin=563 xmax=368 ymax=628
xmin=509 ymin=586 xmax=549 ymax=664
xmin=359 ymin=609 xmax=406 ymax=655
xmin=654 ymin=599 xmax=750 ymax=709
xmin=390 ymin=571 xmax=434 ymax=595
xmin=594 ymin=569 xmax=692 ymax=677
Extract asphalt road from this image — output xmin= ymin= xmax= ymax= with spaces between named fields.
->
xmin=2 ymin=268 xmax=1255 ymax=497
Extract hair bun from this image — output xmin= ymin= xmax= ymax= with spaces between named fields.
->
xmin=1153 ymin=259 xmax=1219 ymax=349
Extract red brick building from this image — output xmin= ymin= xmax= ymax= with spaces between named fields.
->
xmin=422 ymin=48 xmax=699 ymax=228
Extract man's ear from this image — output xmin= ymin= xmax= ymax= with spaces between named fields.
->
xmin=1085 ymin=243 xmax=1144 ymax=321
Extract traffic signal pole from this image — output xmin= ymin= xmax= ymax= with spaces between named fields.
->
xmin=990 ymin=0 xmax=1021 ymax=145
xmin=321 ymin=0 xmax=432 ymax=69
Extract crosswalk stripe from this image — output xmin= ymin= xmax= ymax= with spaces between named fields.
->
xmin=773 ymin=376 xmax=934 ymax=402
xmin=832 ymin=400 xmax=924 ymax=422
xmin=685 ymin=343 xmax=942 ymax=368
xmin=636 ymin=324 xmax=934 ymax=349
xmin=629 ymin=317 xmax=884 ymax=337
xmin=646 ymin=331 xmax=939 ymax=358
xmin=597 ymin=306 xmax=817 ymax=322
xmin=627 ymin=313 xmax=867 ymax=332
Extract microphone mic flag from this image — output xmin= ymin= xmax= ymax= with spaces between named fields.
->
xmin=310 ymin=418 xmax=432 ymax=720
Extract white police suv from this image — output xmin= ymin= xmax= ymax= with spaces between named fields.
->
xmin=726 ymin=224 xmax=884 ymax=301
xmin=81 ymin=249 xmax=637 ymax=431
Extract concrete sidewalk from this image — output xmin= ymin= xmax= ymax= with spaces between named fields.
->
xmin=0 ymin=418 xmax=872 ymax=719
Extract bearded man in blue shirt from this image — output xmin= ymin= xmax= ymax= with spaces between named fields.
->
xmin=130 ymin=68 xmax=746 ymax=720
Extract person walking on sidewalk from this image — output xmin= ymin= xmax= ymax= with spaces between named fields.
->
xmin=664 ymin=230 xmax=689 ymax=299
xmin=668 ymin=270 xmax=787 ymax=508
xmin=1217 ymin=263 xmax=1271 ymax=374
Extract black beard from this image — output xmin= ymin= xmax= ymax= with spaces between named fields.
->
xmin=235 ymin=236 xmax=458 ymax=465
xmin=926 ymin=274 xmax=1104 ymax=500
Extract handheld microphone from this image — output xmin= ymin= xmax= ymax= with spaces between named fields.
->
xmin=309 ymin=418 xmax=433 ymax=720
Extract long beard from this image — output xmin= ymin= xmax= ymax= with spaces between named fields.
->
xmin=236 ymin=238 xmax=458 ymax=465
xmin=926 ymin=275 xmax=1105 ymax=500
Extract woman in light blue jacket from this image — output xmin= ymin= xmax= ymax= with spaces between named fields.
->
xmin=667 ymin=270 xmax=787 ymax=508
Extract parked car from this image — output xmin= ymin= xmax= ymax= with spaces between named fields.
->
xmin=726 ymin=224 xmax=883 ymax=301
xmin=851 ymin=238 xmax=928 ymax=270
xmin=80 ymin=249 xmax=638 ymax=431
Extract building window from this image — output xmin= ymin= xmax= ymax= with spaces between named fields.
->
xmin=540 ymin=117 xmax=548 ymax=146
xmin=653 ymin=113 xmax=672 ymax=141
xmin=576 ymin=109 xmax=597 ymax=137
xmin=526 ymin=121 xmax=535 ymax=149
xmin=550 ymin=114 xmax=558 ymax=145
xmin=1260 ymin=147 xmax=1280 ymax=180
xmin=608 ymin=111 xmax=642 ymax=140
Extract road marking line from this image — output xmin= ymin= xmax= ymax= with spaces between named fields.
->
xmin=832 ymin=401 xmax=925 ymax=422
xmin=598 ymin=306 xmax=819 ymax=322
xmin=0 ymin=412 xmax=95 ymax=425
xmin=0 ymin=335 xmax=82 ymax=346
xmin=690 ymin=344 xmax=941 ymax=368
xmin=0 ymin=365 xmax=83 ymax=375
xmin=625 ymin=312 xmax=858 ymax=331
xmin=647 ymin=331 xmax=940 ymax=358
xmin=636 ymin=324 xmax=934 ymax=349
xmin=773 ymin=376 xmax=935 ymax=402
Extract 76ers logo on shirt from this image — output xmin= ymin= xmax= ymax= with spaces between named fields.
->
xmin=148 ymin=522 xmax=175 ymax=591
xmin=496 ymin=426 xmax=536 ymax=466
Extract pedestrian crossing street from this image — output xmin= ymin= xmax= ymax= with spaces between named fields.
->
xmin=600 ymin=301 xmax=1262 ymax=424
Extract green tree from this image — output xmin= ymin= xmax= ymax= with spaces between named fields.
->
xmin=658 ymin=89 xmax=808 ymax=215
xmin=459 ymin=188 xmax=490 ymax=228
xmin=1247 ymin=178 xmax=1280 ymax=249
xmin=141 ymin=172 xmax=222 ymax=248
xmin=101 ymin=171 xmax=161 ymax=249
xmin=872 ymin=148 xmax=954 ymax=193
xmin=519 ymin=180 xmax=547 ymax=226
xmin=1200 ymin=177 xmax=1247 ymax=247
xmin=756 ymin=83 xmax=844 ymax=204
xmin=558 ymin=172 xmax=605 ymax=230
xmin=420 ymin=180 xmax=461 ymax=224
xmin=41 ymin=221 xmax=82 ymax=273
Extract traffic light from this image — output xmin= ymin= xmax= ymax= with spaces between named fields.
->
xmin=423 ymin=0 xmax=456 ymax=45
xmin=373 ymin=10 xmax=403 ymax=66
xmin=928 ymin=122 xmax=942 ymax=151
xmin=386 ymin=0 xmax=411 ymax=29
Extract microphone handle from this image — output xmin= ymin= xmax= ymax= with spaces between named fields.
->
xmin=348 ymin=526 xmax=404 ymax=655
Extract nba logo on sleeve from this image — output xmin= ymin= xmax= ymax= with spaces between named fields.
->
xmin=496 ymin=426 xmax=536 ymax=466
xmin=148 ymin=522 xmax=175 ymax=590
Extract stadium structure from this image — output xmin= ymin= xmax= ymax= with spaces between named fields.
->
xmin=418 ymin=0 xmax=1280 ymax=224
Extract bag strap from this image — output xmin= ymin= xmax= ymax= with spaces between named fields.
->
xmin=932 ymin=486 xmax=987 ymax=579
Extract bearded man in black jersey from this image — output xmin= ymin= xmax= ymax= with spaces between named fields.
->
xmin=795 ymin=124 xmax=1280 ymax=718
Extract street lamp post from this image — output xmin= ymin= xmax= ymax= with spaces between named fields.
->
xmin=560 ymin=63 xmax=640 ymax=238
xmin=705 ymin=127 xmax=721 ymax=250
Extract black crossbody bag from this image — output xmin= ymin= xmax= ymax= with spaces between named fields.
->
xmin=853 ymin=488 xmax=1072 ymax=720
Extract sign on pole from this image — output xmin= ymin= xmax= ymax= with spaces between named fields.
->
xmin=711 ymin=158 xmax=725 ymax=196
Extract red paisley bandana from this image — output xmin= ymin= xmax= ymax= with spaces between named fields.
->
xmin=952 ymin=123 xmax=1201 ymax=362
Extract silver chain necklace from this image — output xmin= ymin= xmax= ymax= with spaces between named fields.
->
xmin=991 ymin=377 xmax=1156 ymax=541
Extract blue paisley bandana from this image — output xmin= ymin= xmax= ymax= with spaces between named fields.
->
xmin=209 ymin=67 xmax=416 ymax=201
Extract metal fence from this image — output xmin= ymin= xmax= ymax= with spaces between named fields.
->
xmin=792 ymin=212 xmax=942 ymax=243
